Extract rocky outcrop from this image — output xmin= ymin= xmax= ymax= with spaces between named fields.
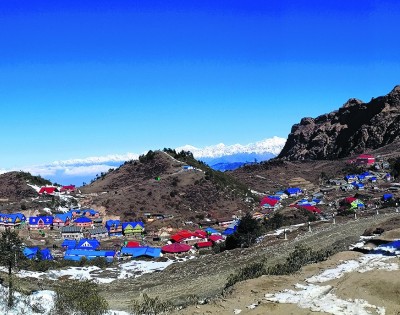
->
xmin=278 ymin=85 xmax=400 ymax=160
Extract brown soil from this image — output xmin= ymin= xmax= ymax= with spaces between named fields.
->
xmin=172 ymin=251 xmax=400 ymax=315
xmin=101 ymin=212 xmax=400 ymax=312
xmin=80 ymin=151 xmax=252 ymax=223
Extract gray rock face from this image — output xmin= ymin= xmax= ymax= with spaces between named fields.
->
xmin=278 ymin=86 xmax=400 ymax=160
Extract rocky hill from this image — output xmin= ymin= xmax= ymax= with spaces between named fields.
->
xmin=80 ymin=150 xmax=254 ymax=223
xmin=278 ymin=85 xmax=400 ymax=160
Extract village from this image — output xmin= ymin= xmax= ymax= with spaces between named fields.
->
xmin=0 ymin=152 xmax=399 ymax=281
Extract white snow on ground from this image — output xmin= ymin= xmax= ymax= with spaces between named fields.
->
xmin=265 ymin=284 xmax=385 ymax=315
xmin=9 ymin=257 xmax=188 ymax=284
xmin=0 ymin=284 xmax=130 ymax=315
xmin=0 ymin=257 xmax=191 ymax=314
xmin=264 ymin=254 xmax=398 ymax=314
xmin=27 ymin=184 xmax=41 ymax=193
xmin=266 ymin=229 xmax=285 ymax=236
xmin=117 ymin=259 xmax=175 ymax=280
xmin=307 ymin=254 xmax=398 ymax=283
xmin=266 ymin=223 xmax=306 ymax=237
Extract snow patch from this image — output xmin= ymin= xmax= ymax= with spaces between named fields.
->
xmin=265 ymin=254 xmax=398 ymax=314
xmin=265 ymin=284 xmax=385 ymax=315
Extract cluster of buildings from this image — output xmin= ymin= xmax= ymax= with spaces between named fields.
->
xmin=20 ymin=225 xmax=228 ymax=263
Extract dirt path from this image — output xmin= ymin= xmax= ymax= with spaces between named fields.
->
xmin=103 ymin=212 xmax=400 ymax=312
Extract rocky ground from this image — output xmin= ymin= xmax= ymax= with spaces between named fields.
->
xmin=102 ymin=210 xmax=400 ymax=313
xmin=173 ymin=250 xmax=400 ymax=315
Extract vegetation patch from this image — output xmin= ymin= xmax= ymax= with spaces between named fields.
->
xmin=225 ymin=242 xmax=348 ymax=289
xmin=16 ymin=171 xmax=51 ymax=186
xmin=130 ymin=293 xmax=174 ymax=315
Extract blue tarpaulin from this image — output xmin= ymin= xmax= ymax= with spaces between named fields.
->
xmin=383 ymin=194 xmax=393 ymax=201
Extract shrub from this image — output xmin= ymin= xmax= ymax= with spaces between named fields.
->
xmin=51 ymin=280 xmax=109 ymax=315
xmin=130 ymin=293 xmax=173 ymax=315
xmin=225 ymin=261 xmax=266 ymax=288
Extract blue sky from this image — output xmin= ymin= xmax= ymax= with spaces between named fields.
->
xmin=1 ymin=0 xmax=400 ymax=170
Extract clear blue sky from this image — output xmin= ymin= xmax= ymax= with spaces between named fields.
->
xmin=1 ymin=0 xmax=400 ymax=167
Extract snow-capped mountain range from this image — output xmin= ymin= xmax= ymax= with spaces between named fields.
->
xmin=177 ymin=136 xmax=286 ymax=171
xmin=0 ymin=137 xmax=286 ymax=185
xmin=176 ymin=136 xmax=286 ymax=159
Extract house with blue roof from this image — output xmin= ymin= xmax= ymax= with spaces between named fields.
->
xmin=120 ymin=246 xmax=161 ymax=258
xmin=344 ymin=175 xmax=357 ymax=183
xmin=122 ymin=221 xmax=145 ymax=235
xmin=76 ymin=239 xmax=100 ymax=250
xmin=23 ymin=247 xmax=53 ymax=260
xmin=352 ymin=182 xmax=365 ymax=190
xmin=53 ymin=213 xmax=72 ymax=229
xmin=29 ymin=216 xmax=53 ymax=229
xmin=105 ymin=220 xmax=123 ymax=236
xmin=0 ymin=213 xmax=26 ymax=228
xmin=70 ymin=209 xmax=82 ymax=217
xmin=61 ymin=239 xmax=77 ymax=250
xmin=64 ymin=249 xmax=115 ymax=262
xmin=83 ymin=209 xmax=100 ymax=218
xmin=284 ymin=188 xmax=303 ymax=197
xmin=74 ymin=217 xmax=92 ymax=228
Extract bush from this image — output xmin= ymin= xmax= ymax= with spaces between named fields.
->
xmin=267 ymin=245 xmax=331 ymax=275
xmin=224 ymin=244 xmax=343 ymax=289
xmin=51 ymin=280 xmax=109 ymax=315
xmin=130 ymin=293 xmax=173 ymax=315
xmin=225 ymin=261 xmax=266 ymax=288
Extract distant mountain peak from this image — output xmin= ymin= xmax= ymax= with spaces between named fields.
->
xmin=176 ymin=136 xmax=286 ymax=159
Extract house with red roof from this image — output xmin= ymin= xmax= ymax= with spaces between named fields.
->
xmin=195 ymin=241 xmax=213 ymax=250
xmin=294 ymin=205 xmax=321 ymax=214
xmin=60 ymin=185 xmax=76 ymax=193
xmin=38 ymin=187 xmax=58 ymax=195
xmin=170 ymin=230 xmax=205 ymax=245
xmin=260 ymin=197 xmax=280 ymax=210
xmin=208 ymin=234 xmax=224 ymax=244
xmin=356 ymin=154 xmax=375 ymax=166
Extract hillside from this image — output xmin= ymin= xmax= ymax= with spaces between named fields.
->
xmin=278 ymin=85 xmax=400 ymax=160
xmin=230 ymin=138 xmax=400 ymax=195
xmin=80 ymin=150 xmax=255 ymax=223
xmin=0 ymin=171 xmax=51 ymax=211
xmin=230 ymin=158 xmax=349 ymax=194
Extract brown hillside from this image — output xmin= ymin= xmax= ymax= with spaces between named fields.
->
xmin=80 ymin=151 xmax=253 ymax=223
xmin=0 ymin=171 xmax=48 ymax=212
xmin=230 ymin=159 xmax=348 ymax=194
xmin=231 ymin=141 xmax=400 ymax=194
